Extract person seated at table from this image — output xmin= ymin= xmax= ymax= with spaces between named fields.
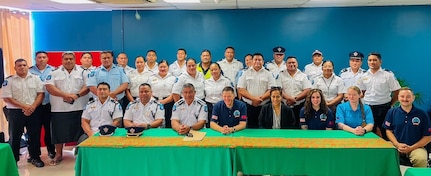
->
xmin=79 ymin=82 xmax=123 ymax=142
xmin=171 ymin=83 xmax=208 ymax=135
xmin=258 ymin=87 xmax=296 ymax=129
xmin=123 ymin=83 xmax=164 ymax=129
xmin=382 ymin=87 xmax=431 ymax=167
xmin=210 ymin=87 xmax=247 ymax=134
xmin=336 ymin=86 xmax=373 ymax=136
xmin=299 ymin=89 xmax=335 ymax=130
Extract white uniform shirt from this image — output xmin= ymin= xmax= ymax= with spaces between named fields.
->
xmin=339 ymin=67 xmax=366 ymax=92
xmin=277 ymin=69 xmax=312 ymax=105
xmin=312 ymin=74 xmax=345 ymax=102
xmin=127 ymin=70 xmax=153 ymax=97
xmin=237 ymin=67 xmax=277 ymax=106
xmin=82 ymin=97 xmax=123 ymax=133
xmin=358 ymin=68 xmax=401 ymax=105
xmin=169 ymin=61 xmax=186 ymax=77
xmin=171 ymin=98 xmax=208 ymax=127
xmin=204 ymin=76 xmax=234 ymax=104
xmin=45 ymin=66 xmax=88 ymax=112
xmin=217 ymin=58 xmax=243 ymax=86
xmin=172 ymin=71 xmax=205 ymax=99
xmin=148 ymin=73 xmax=176 ymax=99
xmin=304 ymin=62 xmax=323 ymax=82
xmin=1 ymin=73 xmax=44 ymax=109
xmin=145 ymin=63 xmax=159 ymax=74
xmin=124 ymin=98 xmax=165 ymax=125
xmin=265 ymin=60 xmax=286 ymax=79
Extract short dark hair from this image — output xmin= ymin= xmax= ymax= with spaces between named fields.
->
xmin=225 ymin=46 xmax=235 ymax=51
xmin=287 ymin=56 xmax=297 ymax=60
xmin=97 ymin=82 xmax=110 ymax=89
xmin=222 ymin=86 xmax=235 ymax=93
xmin=35 ymin=51 xmax=47 ymax=57
xmin=369 ymin=52 xmax=381 ymax=60
xmin=81 ymin=52 xmax=93 ymax=59
xmin=159 ymin=59 xmax=169 ymax=66
xmin=147 ymin=50 xmax=157 ymax=55
xmin=252 ymin=53 xmax=264 ymax=60
xmin=201 ymin=49 xmax=211 ymax=56
xmin=186 ymin=58 xmax=197 ymax=66
xmin=178 ymin=48 xmax=187 ymax=55
xmin=15 ymin=58 xmax=27 ymax=64
xmin=101 ymin=51 xmax=114 ymax=57
xmin=139 ymin=83 xmax=152 ymax=89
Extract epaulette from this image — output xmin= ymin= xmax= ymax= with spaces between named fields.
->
xmin=176 ymin=99 xmax=185 ymax=106
xmin=151 ymin=99 xmax=160 ymax=105
xmin=29 ymin=66 xmax=35 ymax=69
xmin=5 ymin=75 xmax=12 ymax=79
xmin=196 ymin=99 xmax=206 ymax=106
xmin=383 ymin=68 xmax=393 ymax=73
xmin=110 ymin=99 xmax=119 ymax=104
xmin=340 ymin=68 xmax=348 ymax=73
xmin=86 ymin=99 xmax=96 ymax=105
xmin=361 ymin=69 xmax=367 ymax=73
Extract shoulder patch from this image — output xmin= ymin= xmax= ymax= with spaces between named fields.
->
xmin=2 ymin=80 xmax=8 ymax=87
xmin=159 ymin=104 xmax=164 ymax=110
xmin=175 ymin=77 xmax=179 ymax=83
xmin=172 ymin=104 xmax=177 ymax=112
xmin=46 ymin=75 xmax=52 ymax=81
xmin=88 ymin=71 xmax=95 ymax=78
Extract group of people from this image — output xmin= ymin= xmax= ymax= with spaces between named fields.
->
xmin=1 ymin=46 xmax=430 ymax=168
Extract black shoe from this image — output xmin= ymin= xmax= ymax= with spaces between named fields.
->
xmin=48 ymin=152 xmax=56 ymax=159
xmin=31 ymin=158 xmax=45 ymax=168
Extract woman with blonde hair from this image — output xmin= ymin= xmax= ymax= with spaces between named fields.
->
xmin=336 ymin=86 xmax=374 ymax=135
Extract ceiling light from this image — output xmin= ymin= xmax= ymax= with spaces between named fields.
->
xmin=50 ymin=0 xmax=95 ymax=4
xmin=164 ymin=0 xmax=200 ymax=3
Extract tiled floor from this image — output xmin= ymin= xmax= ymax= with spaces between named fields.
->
xmin=17 ymin=146 xmax=75 ymax=176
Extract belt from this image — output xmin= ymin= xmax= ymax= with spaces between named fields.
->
xmin=369 ymin=102 xmax=391 ymax=107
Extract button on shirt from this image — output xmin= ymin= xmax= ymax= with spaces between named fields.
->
xmin=217 ymin=58 xmax=243 ymax=86
xmin=383 ymin=106 xmax=431 ymax=146
xmin=237 ymin=67 xmax=277 ymax=106
xmin=148 ymin=73 xmax=176 ymax=99
xmin=204 ymin=76 xmax=234 ymax=104
xmin=339 ymin=67 xmax=366 ymax=92
xmin=335 ymin=102 xmax=374 ymax=128
xmin=277 ymin=69 xmax=312 ymax=105
xmin=304 ymin=63 xmax=322 ymax=82
xmin=169 ymin=61 xmax=186 ymax=77
xmin=45 ymin=66 xmax=88 ymax=112
xmin=87 ymin=65 xmax=130 ymax=100
xmin=265 ymin=60 xmax=286 ymax=79
xmin=299 ymin=108 xmax=335 ymax=130
xmin=124 ymin=98 xmax=165 ymax=125
xmin=29 ymin=65 xmax=55 ymax=105
xmin=211 ymin=99 xmax=247 ymax=127
xmin=312 ymin=74 xmax=345 ymax=102
xmin=127 ymin=69 xmax=153 ymax=97
xmin=358 ymin=68 xmax=401 ymax=105
xmin=171 ymin=98 xmax=208 ymax=127
xmin=172 ymin=71 xmax=205 ymax=99
xmin=82 ymin=97 xmax=123 ymax=133
xmin=1 ymin=73 xmax=44 ymax=109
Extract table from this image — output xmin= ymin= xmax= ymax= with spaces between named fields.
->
xmin=404 ymin=168 xmax=431 ymax=176
xmin=0 ymin=143 xmax=19 ymax=176
xmin=75 ymin=129 xmax=401 ymax=176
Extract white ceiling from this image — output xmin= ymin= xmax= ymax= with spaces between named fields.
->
xmin=0 ymin=0 xmax=430 ymax=11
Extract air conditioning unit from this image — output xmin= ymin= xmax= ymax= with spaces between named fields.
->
xmin=91 ymin=0 xmax=157 ymax=4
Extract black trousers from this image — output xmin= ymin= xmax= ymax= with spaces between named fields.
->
xmin=370 ymin=102 xmax=391 ymax=141
xmin=39 ymin=103 xmax=55 ymax=154
xmin=205 ymin=102 xmax=214 ymax=128
xmin=8 ymin=108 xmax=42 ymax=161
xmin=246 ymin=104 xmax=262 ymax=129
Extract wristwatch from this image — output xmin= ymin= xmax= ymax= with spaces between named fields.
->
xmin=75 ymin=93 xmax=80 ymax=98
xmin=363 ymin=128 xmax=367 ymax=133
xmin=147 ymin=124 xmax=151 ymax=129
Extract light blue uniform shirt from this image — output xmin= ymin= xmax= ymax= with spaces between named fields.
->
xmin=336 ymin=102 xmax=374 ymax=128
xmin=29 ymin=65 xmax=55 ymax=105
xmin=87 ymin=65 xmax=129 ymax=99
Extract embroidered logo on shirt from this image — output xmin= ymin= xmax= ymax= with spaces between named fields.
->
xmin=385 ymin=121 xmax=391 ymax=127
xmin=412 ymin=117 xmax=420 ymax=126
xmin=319 ymin=114 xmax=327 ymax=121
xmin=234 ymin=110 xmax=240 ymax=118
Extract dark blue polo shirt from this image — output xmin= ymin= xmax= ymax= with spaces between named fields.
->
xmin=211 ymin=99 xmax=247 ymax=127
xmin=299 ymin=107 xmax=335 ymax=130
xmin=383 ymin=106 xmax=431 ymax=146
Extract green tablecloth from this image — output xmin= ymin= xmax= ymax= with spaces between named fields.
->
xmin=404 ymin=168 xmax=431 ymax=176
xmin=76 ymin=128 xmax=401 ymax=176
xmin=0 ymin=143 xmax=19 ymax=176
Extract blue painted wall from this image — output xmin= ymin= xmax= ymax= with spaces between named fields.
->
xmin=32 ymin=6 xmax=431 ymax=109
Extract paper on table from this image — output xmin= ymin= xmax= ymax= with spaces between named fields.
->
xmin=183 ymin=130 xmax=206 ymax=141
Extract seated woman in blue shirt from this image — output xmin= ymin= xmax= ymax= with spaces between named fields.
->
xmin=336 ymin=86 xmax=374 ymax=136
xmin=258 ymin=87 xmax=296 ymax=129
xmin=299 ymin=89 xmax=335 ymax=130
